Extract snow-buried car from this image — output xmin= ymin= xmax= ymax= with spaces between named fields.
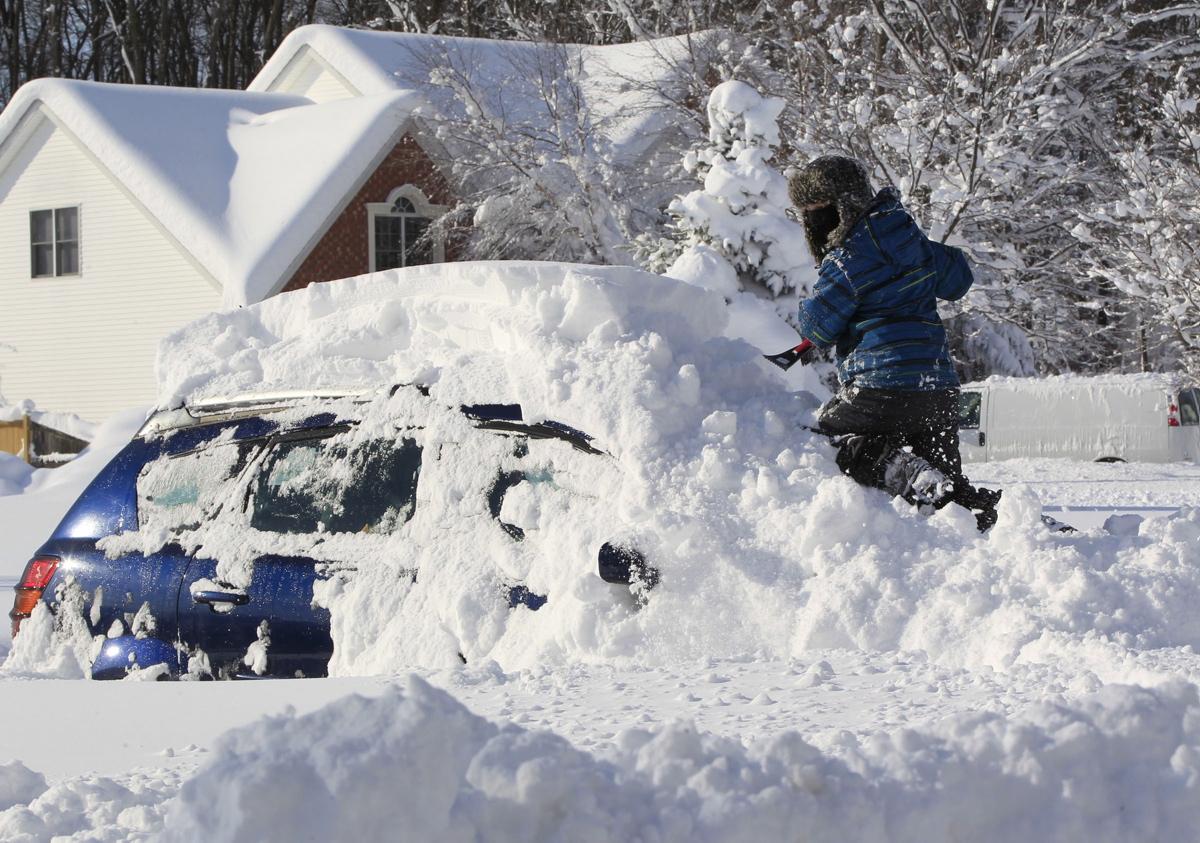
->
xmin=10 ymin=387 xmax=655 ymax=679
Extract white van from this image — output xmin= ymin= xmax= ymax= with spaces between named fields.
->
xmin=958 ymin=374 xmax=1200 ymax=463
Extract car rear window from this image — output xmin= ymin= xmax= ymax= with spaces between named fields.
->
xmin=958 ymin=391 xmax=982 ymax=429
xmin=249 ymin=436 xmax=421 ymax=535
xmin=137 ymin=441 xmax=255 ymax=531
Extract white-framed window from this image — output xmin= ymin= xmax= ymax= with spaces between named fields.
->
xmin=366 ymin=186 xmax=446 ymax=271
xmin=30 ymin=206 xmax=81 ymax=277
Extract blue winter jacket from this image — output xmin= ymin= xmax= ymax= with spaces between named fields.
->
xmin=796 ymin=188 xmax=972 ymax=391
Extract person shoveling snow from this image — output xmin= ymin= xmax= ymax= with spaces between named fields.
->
xmin=786 ymin=155 xmax=1001 ymax=531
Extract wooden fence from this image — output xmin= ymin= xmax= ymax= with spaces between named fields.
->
xmin=0 ymin=416 xmax=89 ymax=467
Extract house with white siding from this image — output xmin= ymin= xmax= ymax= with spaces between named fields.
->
xmin=0 ymin=26 xmax=711 ymax=422
xmin=0 ymin=82 xmax=432 ymax=421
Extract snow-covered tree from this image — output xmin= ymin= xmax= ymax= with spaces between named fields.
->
xmin=399 ymin=38 xmax=708 ymax=266
xmin=419 ymin=43 xmax=630 ymax=263
xmin=656 ymin=79 xmax=811 ymax=300
xmin=945 ymin=313 xmax=1037 ymax=382
xmin=1078 ymin=70 xmax=1200 ymax=376
xmin=765 ymin=0 xmax=1200 ymax=375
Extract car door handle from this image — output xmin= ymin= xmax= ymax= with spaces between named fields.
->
xmin=193 ymin=590 xmax=250 ymax=607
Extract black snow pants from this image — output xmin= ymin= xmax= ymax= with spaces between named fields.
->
xmin=816 ymin=386 xmax=1000 ymax=525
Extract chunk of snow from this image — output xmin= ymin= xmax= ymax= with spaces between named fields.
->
xmin=0 ymin=760 xmax=47 ymax=812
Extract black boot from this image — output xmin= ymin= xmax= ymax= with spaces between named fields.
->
xmin=951 ymin=485 xmax=1001 ymax=532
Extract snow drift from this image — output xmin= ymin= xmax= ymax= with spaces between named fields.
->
xmin=5 ymin=675 xmax=1197 ymax=841
xmin=160 ymin=675 xmax=1200 ymax=843
xmin=12 ymin=261 xmax=1200 ymax=686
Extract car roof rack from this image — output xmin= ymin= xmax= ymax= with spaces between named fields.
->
xmin=138 ymin=388 xmax=380 ymax=436
xmin=137 ymin=386 xmax=604 ymax=454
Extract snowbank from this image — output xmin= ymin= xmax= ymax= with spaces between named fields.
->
xmin=17 ymin=261 xmax=1200 ymax=686
xmin=2 ymin=669 xmax=1199 ymax=841
xmin=4 ymin=675 xmax=1199 ymax=841
xmin=0 ymin=453 xmax=33 ymax=497
xmin=155 ymin=676 xmax=1200 ymax=843
xmin=0 ymin=761 xmax=45 ymax=812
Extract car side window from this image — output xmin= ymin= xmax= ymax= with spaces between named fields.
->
xmin=1179 ymin=389 xmax=1200 ymax=426
xmin=137 ymin=441 xmax=255 ymax=531
xmin=249 ymin=435 xmax=421 ymax=535
xmin=959 ymin=391 xmax=982 ymax=429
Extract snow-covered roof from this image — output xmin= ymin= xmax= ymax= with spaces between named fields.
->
xmin=0 ymin=78 xmax=424 ymax=305
xmin=251 ymin=25 xmax=720 ymax=161
xmin=966 ymin=373 xmax=1197 ymax=391
xmin=0 ymin=396 xmax=96 ymax=441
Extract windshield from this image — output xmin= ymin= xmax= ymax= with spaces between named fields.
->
xmin=958 ymin=391 xmax=982 ymax=429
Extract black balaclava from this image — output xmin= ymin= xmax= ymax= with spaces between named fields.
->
xmin=802 ymin=204 xmax=840 ymax=259
xmin=788 ymin=155 xmax=876 ymax=260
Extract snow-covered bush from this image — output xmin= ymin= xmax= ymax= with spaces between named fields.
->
xmin=1078 ymin=70 xmax=1200 ymax=376
xmin=655 ymin=80 xmax=810 ymax=300
xmin=946 ymin=312 xmax=1037 ymax=382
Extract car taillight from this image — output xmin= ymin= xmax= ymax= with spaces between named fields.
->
xmin=1168 ymin=404 xmax=1181 ymax=427
xmin=9 ymin=555 xmax=59 ymax=638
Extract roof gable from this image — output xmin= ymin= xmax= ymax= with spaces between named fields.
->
xmin=0 ymin=78 xmax=424 ymax=305
xmin=267 ymin=44 xmax=361 ymax=102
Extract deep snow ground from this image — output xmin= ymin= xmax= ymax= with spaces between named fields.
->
xmin=0 ymin=649 xmax=1043 ymax=782
xmin=3 ymin=455 xmax=1200 ymax=841
xmin=2 ymin=647 xmax=1199 ymax=840
xmin=969 ymin=458 xmax=1200 ymax=530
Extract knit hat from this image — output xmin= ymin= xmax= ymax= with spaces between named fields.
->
xmin=788 ymin=155 xmax=875 ymax=260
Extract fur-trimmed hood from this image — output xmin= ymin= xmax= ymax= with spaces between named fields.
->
xmin=788 ymin=155 xmax=877 ymax=261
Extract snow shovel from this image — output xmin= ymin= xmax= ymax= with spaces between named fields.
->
xmin=763 ymin=338 xmax=814 ymax=370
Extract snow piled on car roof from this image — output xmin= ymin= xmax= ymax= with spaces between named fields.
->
xmin=130 ymin=261 xmax=1200 ymax=684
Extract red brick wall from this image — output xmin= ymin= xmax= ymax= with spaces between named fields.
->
xmin=280 ymin=134 xmax=456 ymax=294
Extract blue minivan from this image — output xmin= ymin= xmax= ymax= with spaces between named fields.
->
xmin=9 ymin=386 xmax=651 ymax=679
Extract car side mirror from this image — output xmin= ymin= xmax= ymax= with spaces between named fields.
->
xmin=597 ymin=542 xmax=659 ymax=590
